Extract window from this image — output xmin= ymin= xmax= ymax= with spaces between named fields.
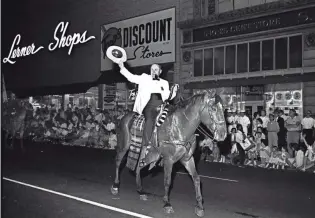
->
xmin=217 ymin=0 xmax=234 ymax=13
xmin=289 ymin=35 xmax=302 ymax=68
xmin=237 ymin=43 xmax=248 ymax=73
xmin=214 ymin=47 xmax=224 ymax=75
xmin=201 ymin=0 xmax=208 ymax=18
xmin=249 ymin=42 xmax=260 ymax=72
xmin=193 ymin=34 xmax=302 ymax=77
xmin=262 ymin=40 xmax=274 ymax=70
xmin=275 ymin=38 xmax=287 ymax=69
xmin=225 ymin=45 xmax=236 ymax=74
xmin=218 ymin=0 xmax=281 ymax=13
xmin=204 ymin=48 xmax=213 ymax=76
xmin=194 ymin=50 xmax=203 ymax=77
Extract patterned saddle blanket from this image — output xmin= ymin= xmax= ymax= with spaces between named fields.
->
xmin=125 ymin=104 xmax=170 ymax=171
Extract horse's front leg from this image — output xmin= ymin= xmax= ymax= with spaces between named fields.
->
xmin=180 ymin=157 xmax=204 ymax=217
xmin=163 ymin=157 xmax=175 ymax=214
xmin=136 ymin=164 xmax=148 ymax=201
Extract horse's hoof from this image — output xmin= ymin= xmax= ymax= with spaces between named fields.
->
xmin=163 ymin=205 xmax=174 ymax=214
xmin=195 ymin=206 xmax=205 ymax=217
xmin=110 ymin=186 xmax=119 ymax=195
xmin=139 ymin=194 xmax=148 ymax=201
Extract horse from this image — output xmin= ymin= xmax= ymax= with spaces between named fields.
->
xmin=2 ymin=100 xmax=33 ymax=151
xmin=110 ymin=89 xmax=227 ymax=217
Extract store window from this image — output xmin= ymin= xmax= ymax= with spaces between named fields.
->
xmin=225 ymin=45 xmax=236 ymax=74
xmin=194 ymin=50 xmax=203 ymax=77
xmin=204 ymin=48 xmax=214 ymax=76
xmin=275 ymin=37 xmax=288 ymax=69
xmin=194 ymin=34 xmax=303 ymax=77
xmin=218 ymin=0 xmax=281 ymax=13
xmin=289 ymin=35 xmax=302 ymax=68
xmin=237 ymin=43 xmax=248 ymax=73
xmin=249 ymin=41 xmax=260 ymax=72
xmin=262 ymin=40 xmax=274 ymax=71
xmin=214 ymin=47 xmax=224 ymax=75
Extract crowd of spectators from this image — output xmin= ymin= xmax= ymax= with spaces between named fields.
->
xmin=3 ymin=97 xmax=315 ymax=173
xmin=4 ymin=98 xmax=129 ymax=150
xmin=200 ymin=109 xmax=315 ymax=173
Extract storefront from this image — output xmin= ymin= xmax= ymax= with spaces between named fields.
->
xmin=179 ymin=1 xmax=315 ymax=118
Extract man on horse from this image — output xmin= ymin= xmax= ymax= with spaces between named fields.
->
xmin=117 ymin=61 xmax=177 ymax=158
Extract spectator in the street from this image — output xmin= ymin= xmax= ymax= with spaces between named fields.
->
xmin=260 ymin=110 xmax=269 ymax=136
xmin=237 ymin=110 xmax=251 ymax=136
xmin=265 ymin=146 xmax=279 ymax=169
xmin=303 ymin=140 xmax=315 ymax=172
xmin=226 ymin=109 xmax=235 ymax=134
xmin=267 ymin=114 xmax=280 ymax=150
xmin=252 ymin=112 xmax=260 ymax=135
xmin=279 ymin=110 xmax=288 ymax=122
xmin=246 ymin=136 xmax=258 ymax=167
xmin=301 ymin=110 xmax=315 ymax=146
xmin=274 ymin=110 xmax=286 ymax=151
xmin=285 ymin=109 xmax=301 ymax=157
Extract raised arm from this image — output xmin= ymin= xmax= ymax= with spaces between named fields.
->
xmin=118 ymin=61 xmax=142 ymax=84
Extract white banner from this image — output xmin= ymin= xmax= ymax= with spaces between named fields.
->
xmin=101 ymin=8 xmax=176 ymax=71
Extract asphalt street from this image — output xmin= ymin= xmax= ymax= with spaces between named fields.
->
xmin=2 ymin=142 xmax=315 ymax=218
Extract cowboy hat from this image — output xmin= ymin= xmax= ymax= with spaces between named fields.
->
xmin=106 ymin=46 xmax=127 ymax=64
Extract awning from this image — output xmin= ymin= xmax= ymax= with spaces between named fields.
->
xmin=184 ymin=73 xmax=315 ymax=90
xmin=10 ymin=82 xmax=97 ymax=98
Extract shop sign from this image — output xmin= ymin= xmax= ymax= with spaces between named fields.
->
xmin=3 ymin=21 xmax=96 ymax=65
xmin=193 ymin=7 xmax=315 ymax=42
xmin=101 ymin=8 xmax=175 ymax=71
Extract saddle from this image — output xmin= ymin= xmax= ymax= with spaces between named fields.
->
xmin=126 ymin=104 xmax=169 ymax=171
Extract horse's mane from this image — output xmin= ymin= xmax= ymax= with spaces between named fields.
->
xmin=168 ymin=93 xmax=206 ymax=114
xmin=168 ymin=93 xmax=223 ymax=115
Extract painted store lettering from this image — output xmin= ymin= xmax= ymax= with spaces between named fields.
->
xmin=123 ymin=18 xmax=172 ymax=48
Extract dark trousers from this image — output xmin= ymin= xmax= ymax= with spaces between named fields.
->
xmin=303 ymin=129 xmax=314 ymax=145
xmin=142 ymin=94 xmax=162 ymax=147
xmin=232 ymin=143 xmax=245 ymax=165
xmin=278 ymin=131 xmax=287 ymax=150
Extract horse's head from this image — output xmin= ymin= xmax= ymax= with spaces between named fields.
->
xmin=198 ymin=89 xmax=227 ymax=142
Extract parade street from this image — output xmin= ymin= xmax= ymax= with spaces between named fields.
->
xmin=2 ymin=144 xmax=315 ymax=218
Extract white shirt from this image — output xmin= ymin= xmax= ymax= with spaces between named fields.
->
xmin=302 ymin=117 xmax=315 ymax=129
xmin=237 ymin=115 xmax=251 ymax=128
xmin=120 ymin=67 xmax=171 ymax=114
xmin=260 ymin=116 xmax=269 ymax=128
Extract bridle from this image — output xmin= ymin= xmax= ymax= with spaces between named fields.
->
xmin=198 ymin=95 xmax=225 ymax=141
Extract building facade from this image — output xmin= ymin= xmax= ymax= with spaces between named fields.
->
xmin=178 ymin=0 xmax=315 ymax=118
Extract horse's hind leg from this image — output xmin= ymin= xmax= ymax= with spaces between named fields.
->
xmin=180 ymin=158 xmax=204 ymax=217
xmin=135 ymin=163 xmax=148 ymax=201
xmin=163 ymin=157 xmax=175 ymax=214
xmin=111 ymin=144 xmax=129 ymax=195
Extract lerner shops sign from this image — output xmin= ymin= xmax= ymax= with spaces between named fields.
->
xmin=2 ymin=21 xmax=96 ymax=65
xmin=100 ymin=8 xmax=176 ymax=71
